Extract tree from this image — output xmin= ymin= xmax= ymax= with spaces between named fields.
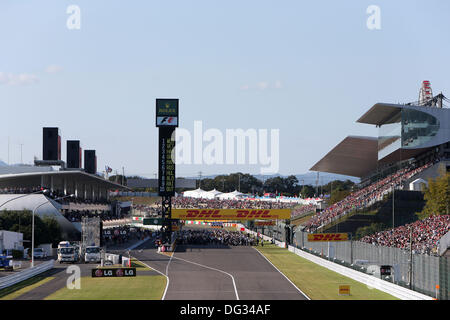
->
xmin=299 ymin=185 xmax=315 ymax=198
xmin=41 ymin=216 xmax=62 ymax=246
xmin=0 ymin=210 xmax=62 ymax=248
xmin=418 ymin=172 xmax=450 ymax=219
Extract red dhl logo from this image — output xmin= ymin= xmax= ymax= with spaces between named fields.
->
xmin=236 ymin=210 xmax=272 ymax=218
xmin=184 ymin=209 xmax=273 ymax=219
xmin=186 ymin=210 xmax=222 ymax=218
xmin=308 ymin=233 xmax=348 ymax=242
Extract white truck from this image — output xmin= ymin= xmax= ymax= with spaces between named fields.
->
xmin=57 ymin=241 xmax=79 ymax=264
xmin=83 ymin=246 xmax=101 ymax=263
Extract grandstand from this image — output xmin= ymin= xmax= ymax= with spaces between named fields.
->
xmin=306 ymin=85 xmax=450 ymax=255
xmin=0 ymin=126 xmax=130 ymax=239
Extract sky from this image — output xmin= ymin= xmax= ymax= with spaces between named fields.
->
xmin=1 ymin=0 xmax=450 ymax=178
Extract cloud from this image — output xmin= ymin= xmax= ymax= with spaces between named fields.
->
xmin=0 ymin=72 xmax=39 ymax=86
xmin=45 ymin=65 xmax=63 ymax=74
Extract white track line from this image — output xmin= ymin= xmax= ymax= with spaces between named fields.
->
xmin=253 ymin=247 xmax=311 ymax=300
xmin=165 ymin=252 xmax=174 ymax=277
xmin=134 ymin=256 xmax=170 ymax=300
xmin=164 ymin=253 xmax=240 ymax=300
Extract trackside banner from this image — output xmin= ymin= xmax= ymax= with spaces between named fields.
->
xmin=172 ymin=209 xmax=291 ymax=220
xmin=255 ymin=220 xmax=276 ymax=226
xmin=307 ymin=233 xmax=349 ymax=242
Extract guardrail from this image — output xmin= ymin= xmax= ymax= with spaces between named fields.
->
xmin=288 ymin=246 xmax=433 ymax=300
xmin=239 ymin=224 xmax=433 ymax=300
xmin=0 ymin=260 xmax=55 ymax=290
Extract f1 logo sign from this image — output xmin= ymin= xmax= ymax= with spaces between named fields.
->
xmin=157 ymin=116 xmax=178 ymax=126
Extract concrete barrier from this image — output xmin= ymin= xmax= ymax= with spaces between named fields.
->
xmin=0 ymin=260 xmax=54 ymax=290
xmin=239 ymin=224 xmax=433 ymax=300
xmin=288 ymin=245 xmax=433 ymax=300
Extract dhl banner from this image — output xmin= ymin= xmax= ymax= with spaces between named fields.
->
xmin=172 ymin=208 xmax=291 ymax=220
xmin=307 ymin=233 xmax=349 ymax=242
xmin=255 ymin=220 xmax=276 ymax=226
xmin=339 ymin=285 xmax=350 ymax=295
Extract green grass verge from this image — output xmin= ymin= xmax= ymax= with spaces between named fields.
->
xmin=0 ymin=276 xmax=55 ymax=300
xmin=130 ymin=259 xmax=152 ymax=270
xmin=257 ymin=245 xmax=399 ymax=300
xmin=44 ymin=275 xmax=166 ymax=300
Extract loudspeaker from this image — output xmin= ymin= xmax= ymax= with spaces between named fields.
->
xmin=43 ymin=127 xmax=61 ymax=161
xmin=67 ymin=140 xmax=82 ymax=168
xmin=84 ymin=150 xmax=97 ymax=174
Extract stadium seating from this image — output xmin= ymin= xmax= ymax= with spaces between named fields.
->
xmin=303 ymin=162 xmax=432 ymax=232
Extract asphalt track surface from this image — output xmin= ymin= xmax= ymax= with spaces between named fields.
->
xmin=8 ymin=229 xmax=308 ymax=300
xmin=132 ymin=237 xmax=308 ymax=300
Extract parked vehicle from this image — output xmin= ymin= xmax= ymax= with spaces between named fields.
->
xmin=0 ymin=254 xmax=13 ymax=271
xmin=57 ymin=241 xmax=79 ymax=263
xmin=84 ymin=246 xmax=101 ymax=263
xmin=33 ymin=248 xmax=47 ymax=259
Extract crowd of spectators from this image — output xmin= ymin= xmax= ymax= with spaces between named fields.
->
xmin=291 ymin=204 xmax=316 ymax=218
xmin=177 ymin=229 xmax=261 ymax=246
xmin=0 ymin=186 xmax=45 ymax=194
xmin=171 ymin=197 xmax=294 ymax=209
xmin=132 ymin=197 xmax=296 ymax=217
xmin=360 ymin=215 xmax=450 ymax=256
xmin=132 ymin=204 xmax=160 ymax=217
xmin=303 ymin=162 xmax=432 ymax=232
xmin=102 ymin=226 xmax=153 ymax=246
xmin=63 ymin=209 xmax=127 ymax=222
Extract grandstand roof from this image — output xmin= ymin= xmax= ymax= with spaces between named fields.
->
xmin=357 ymin=103 xmax=403 ymax=125
xmin=309 ymin=136 xmax=378 ymax=178
xmin=0 ymin=170 xmax=129 ymax=190
xmin=357 ymin=102 xmax=450 ymax=126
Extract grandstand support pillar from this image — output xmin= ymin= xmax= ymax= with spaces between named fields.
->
xmin=92 ymin=185 xmax=95 ymax=201
xmin=50 ymin=175 xmax=54 ymax=193
xmin=40 ymin=175 xmax=44 ymax=189
xmin=63 ymin=179 xmax=67 ymax=196
xmin=83 ymin=184 xmax=87 ymax=200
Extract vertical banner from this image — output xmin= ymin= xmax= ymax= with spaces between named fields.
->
xmin=158 ymin=127 xmax=176 ymax=196
xmin=156 ymin=98 xmax=178 ymax=197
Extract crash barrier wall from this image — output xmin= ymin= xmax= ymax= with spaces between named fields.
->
xmin=293 ymin=229 xmax=448 ymax=299
xmin=0 ymin=260 xmax=54 ymax=290
xmin=105 ymin=253 xmax=120 ymax=265
xmin=241 ymin=224 xmax=435 ymax=300
xmin=287 ymin=245 xmax=433 ymax=300
xmin=237 ymin=224 xmax=285 ymax=248
xmin=122 ymin=257 xmax=131 ymax=267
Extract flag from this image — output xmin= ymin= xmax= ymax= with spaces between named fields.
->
xmin=105 ymin=166 xmax=112 ymax=173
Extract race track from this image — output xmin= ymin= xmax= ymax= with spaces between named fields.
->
xmin=132 ymin=239 xmax=308 ymax=300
